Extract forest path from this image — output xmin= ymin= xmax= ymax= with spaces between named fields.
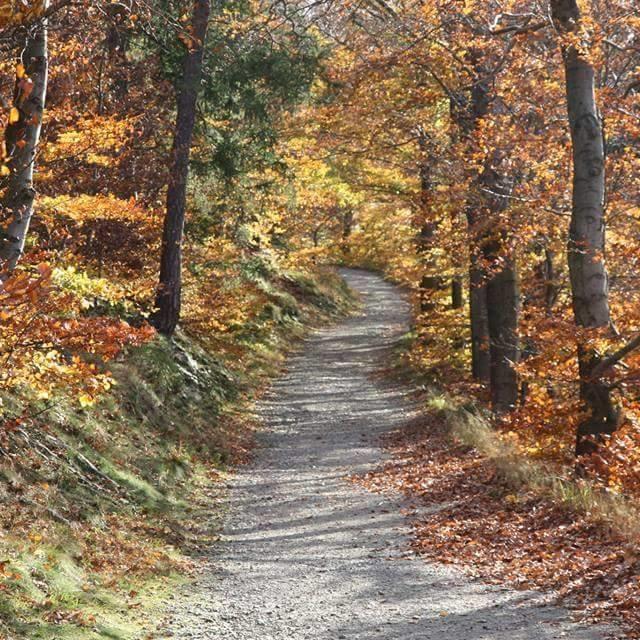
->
xmin=162 ymin=269 xmax=613 ymax=640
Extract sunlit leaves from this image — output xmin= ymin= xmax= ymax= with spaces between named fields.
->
xmin=0 ymin=263 xmax=154 ymax=404
xmin=0 ymin=0 xmax=46 ymax=27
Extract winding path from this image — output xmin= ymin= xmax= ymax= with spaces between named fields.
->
xmin=163 ymin=269 xmax=613 ymax=640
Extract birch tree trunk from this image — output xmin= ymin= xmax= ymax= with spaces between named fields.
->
xmin=0 ymin=11 xmax=49 ymax=272
xmin=154 ymin=0 xmax=211 ymax=336
xmin=551 ymin=0 xmax=620 ymax=456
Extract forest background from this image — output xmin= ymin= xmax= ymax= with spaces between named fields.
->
xmin=0 ymin=0 xmax=640 ymax=637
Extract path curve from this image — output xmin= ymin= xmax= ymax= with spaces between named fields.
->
xmin=163 ymin=269 xmax=613 ymax=640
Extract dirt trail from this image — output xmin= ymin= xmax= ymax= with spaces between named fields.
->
xmin=162 ymin=269 xmax=615 ymax=640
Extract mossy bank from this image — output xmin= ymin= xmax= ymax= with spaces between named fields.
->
xmin=0 ymin=266 xmax=355 ymax=640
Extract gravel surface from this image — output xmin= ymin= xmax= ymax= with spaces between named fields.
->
xmin=161 ymin=268 xmax=615 ymax=640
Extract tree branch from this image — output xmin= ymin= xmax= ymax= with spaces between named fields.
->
xmin=592 ymin=333 xmax=640 ymax=378
xmin=491 ymin=20 xmax=548 ymax=36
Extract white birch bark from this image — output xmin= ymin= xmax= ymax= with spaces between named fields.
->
xmin=0 ymin=7 xmax=49 ymax=272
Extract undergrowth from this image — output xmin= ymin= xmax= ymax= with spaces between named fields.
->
xmin=393 ymin=336 xmax=640 ymax=547
xmin=0 ymin=266 xmax=355 ymax=640
xmin=429 ymin=393 xmax=640 ymax=544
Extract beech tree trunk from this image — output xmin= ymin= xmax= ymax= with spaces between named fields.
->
xmin=418 ymin=213 xmax=445 ymax=314
xmin=416 ymin=134 xmax=444 ymax=313
xmin=481 ymin=165 xmax=520 ymax=413
xmin=453 ymin=70 xmax=492 ymax=384
xmin=469 ymin=260 xmax=490 ymax=382
xmin=451 ymin=276 xmax=463 ymax=309
xmin=456 ymin=48 xmax=520 ymax=405
xmin=486 ymin=254 xmax=520 ymax=412
xmin=342 ymin=208 xmax=353 ymax=242
xmin=341 ymin=207 xmax=353 ymax=255
xmin=551 ymin=0 xmax=619 ymax=455
xmin=0 ymin=12 xmax=49 ymax=272
xmin=542 ymin=246 xmax=558 ymax=313
xmin=154 ymin=0 xmax=211 ymax=336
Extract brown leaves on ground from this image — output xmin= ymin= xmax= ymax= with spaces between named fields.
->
xmin=356 ymin=413 xmax=640 ymax=637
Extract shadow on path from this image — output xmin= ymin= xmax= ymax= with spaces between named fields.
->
xmin=162 ymin=268 xmax=616 ymax=640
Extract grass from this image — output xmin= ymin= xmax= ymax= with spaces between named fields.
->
xmin=389 ymin=324 xmax=640 ymax=544
xmin=422 ymin=390 xmax=640 ymax=545
xmin=0 ymin=265 xmax=357 ymax=640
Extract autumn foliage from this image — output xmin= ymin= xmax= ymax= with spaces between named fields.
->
xmin=0 ymin=0 xmax=640 ymax=635
xmin=279 ymin=1 xmax=640 ymax=497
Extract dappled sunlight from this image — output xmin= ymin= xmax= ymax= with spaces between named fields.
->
xmin=163 ymin=271 xmax=613 ymax=640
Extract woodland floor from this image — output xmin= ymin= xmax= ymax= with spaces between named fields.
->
xmin=157 ymin=269 xmax=618 ymax=640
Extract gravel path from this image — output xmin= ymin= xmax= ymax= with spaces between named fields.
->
xmin=162 ymin=268 xmax=615 ymax=640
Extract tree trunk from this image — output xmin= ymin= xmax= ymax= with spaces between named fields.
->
xmin=456 ymin=49 xmax=520 ymax=401
xmin=543 ymin=246 xmax=558 ymax=313
xmin=341 ymin=207 xmax=353 ymax=255
xmin=342 ymin=208 xmax=353 ymax=241
xmin=105 ymin=2 xmax=131 ymax=105
xmin=481 ymin=164 xmax=520 ymax=413
xmin=487 ymin=255 xmax=520 ymax=412
xmin=0 ymin=11 xmax=49 ymax=272
xmin=551 ymin=0 xmax=619 ymax=456
xmin=154 ymin=0 xmax=211 ymax=336
xmin=520 ymin=242 xmax=556 ymax=406
xmin=454 ymin=69 xmax=492 ymax=384
xmin=451 ymin=276 xmax=463 ymax=309
xmin=469 ymin=258 xmax=490 ymax=382
xmin=415 ymin=131 xmax=447 ymax=313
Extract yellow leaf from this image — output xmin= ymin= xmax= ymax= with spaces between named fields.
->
xmin=78 ymin=394 xmax=94 ymax=408
xmin=8 ymin=107 xmax=19 ymax=124
xmin=0 ymin=165 xmax=10 ymax=177
xmin=16 ymin=63 xmax=25 ymax=79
